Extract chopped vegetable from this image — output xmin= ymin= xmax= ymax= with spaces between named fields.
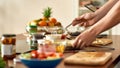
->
xmin=20 ymin=53 xmax=31 ymax=59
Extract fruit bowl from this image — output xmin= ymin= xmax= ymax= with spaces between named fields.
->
xmin=26 ymin=7 xmax=65 ymax=34
xmin=38 ymin=26 xmax=65 ymax=34
xmin=19 ymin=52 xmax=63 ymax=68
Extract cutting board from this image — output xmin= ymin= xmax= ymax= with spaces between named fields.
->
xmin=92 ymin=38 xmax=112 ymax=46
xmin=64 ymin=52 xmax=112 ymax=65
xmin=66 ymin=38 xmax=112 ymax=46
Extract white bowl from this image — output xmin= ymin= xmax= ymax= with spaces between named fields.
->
xmin=45 ymin=34 xmax=62 ymax=40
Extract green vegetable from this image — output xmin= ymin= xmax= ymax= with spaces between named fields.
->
xmin=20 ymin=53 xmax=31 ymax=59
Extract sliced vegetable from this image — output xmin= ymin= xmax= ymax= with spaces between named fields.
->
xmin=31 ymin=50 xmax=38 ymax=58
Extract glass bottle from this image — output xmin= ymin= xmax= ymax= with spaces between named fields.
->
xmin=30 ymin=33 xmax=45 ymax=50
xmin=1 ymin=34 xmax=16 ymax=60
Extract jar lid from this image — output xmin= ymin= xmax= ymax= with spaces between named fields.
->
xmin=2 ymin=34 xmax=16 ymax=37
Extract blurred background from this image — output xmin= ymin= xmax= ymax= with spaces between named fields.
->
xmin=0 ymin=0 xmax=120 ymax=36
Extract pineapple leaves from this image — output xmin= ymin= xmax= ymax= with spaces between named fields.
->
xmin=43 ymin=7 xmax=52 ymax=18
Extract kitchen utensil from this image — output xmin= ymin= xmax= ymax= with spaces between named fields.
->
xmin=65 ymin=23 xmax=85 ymax=36
xmin=64 ymin=52 xmax=112 ymax=65
xmin=82 ymin=46 xmax=115 ymax=52
xmin=65 ymin=23 xmax=72 ymax=34
xmin=64 ymin=46 xmax=115 ymax=53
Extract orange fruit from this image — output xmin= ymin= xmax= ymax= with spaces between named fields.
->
xmin=38 ymin=21 xmax=47 ymax=26
xmin=55 ymin=22 xmax=62 ymax=26
xmin=50 ymin=18 xmax=57 ymax=24
xmin=47 ymin=21 xmax=54 ymax=26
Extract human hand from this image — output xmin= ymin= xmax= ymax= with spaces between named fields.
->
xmin=72 ymin=28 xmax=97 ymax=49
xmin=72 ymin=12 xmax=96 ymax=27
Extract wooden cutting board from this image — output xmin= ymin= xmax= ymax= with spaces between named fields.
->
xmin=92 ymin=38 xmax=112 ymax=46
xmin=66 ymin=38 xmax=112 ymax=46
xmin=64 ymin=52 xmax=112 ymax=65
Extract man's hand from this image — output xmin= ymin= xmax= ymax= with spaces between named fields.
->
xmin=72 ymin=28 xmax=97 ymax=49
xmin=72 ymin=12 xmax=96 ymax=27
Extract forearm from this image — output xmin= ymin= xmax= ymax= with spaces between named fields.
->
xmin=90 ymin=0 xmax=120 ymax=36
xmin=94 ymin=0 xmax=118 ymax=22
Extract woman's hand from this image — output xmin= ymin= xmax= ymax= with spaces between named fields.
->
xmin=72 ymin=28 xmax=97 ymax=49
xmin=72 ymin=12 xmax=96 ymax=27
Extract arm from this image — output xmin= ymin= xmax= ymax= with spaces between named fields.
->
xmin=90 ymin=0 xmax=120 ymax=36
xmin=72 ymin=0 xmax=118 ymax=27
xmin=73 ymin=0 xmax=120 ymax=49
xmin=94 ymin=0 xmax=118 ymax=22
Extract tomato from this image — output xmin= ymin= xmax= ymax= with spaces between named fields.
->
xmin=38 ymin=53 xmax=47 ymax=60
xmin=46 ymin=52 xmax=56 ymax=57
xmin=58 ymin=53 xmax=63 ymax=57
xmin=31 ymin=50 xmax=38 ymax=58
xmin=61 ymin=34 xmax=66 ymax=39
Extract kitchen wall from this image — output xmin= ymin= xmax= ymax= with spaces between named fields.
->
xmin=0 ymin=0 xmax=78 ymax=36
xmin=0 ymin=0 xmax=120 ymax=36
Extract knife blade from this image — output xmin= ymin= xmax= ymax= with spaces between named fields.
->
xmin=64 ymin=46 xmax=115 ymax=53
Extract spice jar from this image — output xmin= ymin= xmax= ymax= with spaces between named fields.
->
xmin=1 ymin=34 xmax=16 ymax=60
xmin=29 ymin=33 xmax=45 ymax=50
xmin=26 ymin=25 xmax=37 ymax=34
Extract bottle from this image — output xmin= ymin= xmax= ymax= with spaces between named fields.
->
xmin=1 ymin=34 xmax=16 ymax=60
xmin=31 ymin=39 xmax=38 ymax=50
xmin=28 ymin=25 xmax=37 ymax=34
xmin=30 ymin=33 xmax=45 ymax=50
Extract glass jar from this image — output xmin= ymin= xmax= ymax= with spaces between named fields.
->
xmin=30 ymin=39 xmax=38 ymax=50
xmin=29 ymin=33 xmax=45 ymax=50
xmin=1 ymin=34 xmax=16 ymax=60
xmin=37 ymin=40 xmax=46 ymax=53
xmin=26 ymin=25 xmax=37 ymax=34
xmin=37 ymin=40 xmax=56 ymax=53
xmin=54 ymin=40 xmax=66 ymax=53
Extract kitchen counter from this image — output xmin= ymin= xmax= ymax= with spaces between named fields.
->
xmin=8 ymin=34 xmax=120 ymax=68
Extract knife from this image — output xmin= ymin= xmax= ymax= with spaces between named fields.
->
xmin=64 ymin=46 xmax=115 ymax=53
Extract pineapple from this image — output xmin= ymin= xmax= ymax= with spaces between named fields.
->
xmin=43 ymin=7 xmax=52 ymax=20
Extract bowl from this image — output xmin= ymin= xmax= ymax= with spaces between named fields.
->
xmin=45 ymin=34 xmax=62 ymax=40
xmin=66 ymin=25 xmax=85 ymax=36
xmin=19 ymin=53 xmax=63 ymax=68
xmin=45 ymin=26 xmax=64 ymax=34
xmin=68 ymin=31 xmax=81 ymax=36
xmin=38 ymin=26 xmax=64 ymax=34
xmin=20 ymin=57 xmax=62 ymax=68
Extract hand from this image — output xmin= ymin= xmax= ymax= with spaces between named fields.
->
xmin=72 ymin=12 xmax=96 ymax=27
xmin=72 ymin=28 xmax=97 ymax=49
